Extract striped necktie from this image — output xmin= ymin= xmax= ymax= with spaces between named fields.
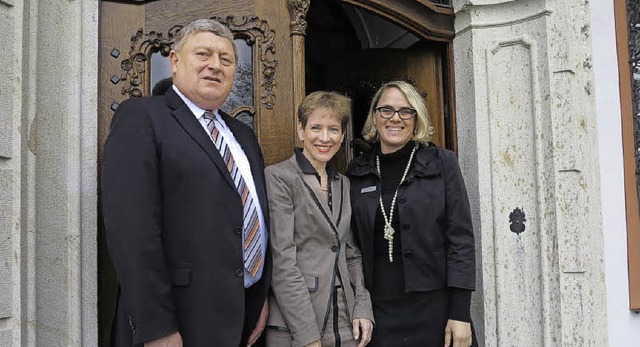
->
xmin=204 ymin=111 xmax=263 ymax=278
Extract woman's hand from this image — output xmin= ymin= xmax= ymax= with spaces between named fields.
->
xmin=444 ymin=319 xmax=472 ymax=347
xmin=304 ymin=340 xmax=321 ymax=347
xmin=353 ymin=318 xmax=373 ymax=347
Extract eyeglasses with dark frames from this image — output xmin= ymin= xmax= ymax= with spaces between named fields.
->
xmin=375 ymin=106 xmax=416 ymax=120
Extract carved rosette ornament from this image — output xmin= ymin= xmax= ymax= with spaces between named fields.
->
xmin=118 ymin=16 xmax=277 ymax=109
xmin=288 ymin=0 xmax=310 ymax=36
xmin=509 ymin=207 xmax=526 ymax=235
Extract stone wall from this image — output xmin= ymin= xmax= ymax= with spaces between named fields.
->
xmin=0 ymin=0 xmax=99 ymax=346
xmin=453 ymin=0 xmax=608 ymax=345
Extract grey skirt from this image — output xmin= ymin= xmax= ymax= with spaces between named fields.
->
xmin=266 ymin=286 xmax=356 ymax=347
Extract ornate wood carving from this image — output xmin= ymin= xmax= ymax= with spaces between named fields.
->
xmin=288 ymin=0 xmax=311 ymax=36
xmin=212 ymin=15 xmax=278 ymax=109
xmin=118 ymin=16 xmax=277 ymax=109
xmin=119 ymin=26 xmax=179 ymax=98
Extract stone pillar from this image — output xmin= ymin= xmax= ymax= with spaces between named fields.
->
xmin=452 ymin=0 xmax=608 ymax=345
xmin=0 ymin=0 xmax=99 ymax=346
xmin=0 ymin=0 xmax=20 ymax=346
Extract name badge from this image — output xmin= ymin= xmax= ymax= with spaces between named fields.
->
xmin=360 ymin=186 xmax=376 ymax=194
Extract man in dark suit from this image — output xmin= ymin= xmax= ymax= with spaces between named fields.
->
xmin=102 ymin=19 xmax=270 ymax=347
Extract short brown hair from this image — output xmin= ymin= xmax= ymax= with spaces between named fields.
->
xmin=297 ymin=91 xmax=351 ymax=131
xmin=172 ymin=19 xmax=237 ymax=62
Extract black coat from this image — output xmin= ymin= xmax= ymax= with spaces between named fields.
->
xmin=102 ymin=89 xmax=271 ymax=346
xmin=347 ymin=143 xmax=475 ymax=293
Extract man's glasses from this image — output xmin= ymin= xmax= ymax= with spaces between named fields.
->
xmin=375 ymin=106 xmax=416 ymax=120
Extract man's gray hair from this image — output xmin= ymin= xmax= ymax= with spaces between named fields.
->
xmin=172 ymin=19 xmax=237 ymax=61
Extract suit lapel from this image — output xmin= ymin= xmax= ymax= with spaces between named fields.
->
xmin=298 ymin=163 xmax=339 ymax=230
xmin=330 ymin=177 xmax=343 ymax=228
xmin=165 ymin=90 xmax=236 ymax=189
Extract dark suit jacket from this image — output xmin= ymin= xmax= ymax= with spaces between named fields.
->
xmin=102 ymin=89 xmax=271 ymax=346
xmin=347 ymin=143 xmax=475 ymax=292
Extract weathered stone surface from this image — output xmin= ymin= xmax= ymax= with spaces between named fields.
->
xmin=0 ymin=0 xmax=15 ymax=7
xmin=486 ymin=40 xmax=545 ymax=346
xmin=454 ymin=0 xmax=607 ymax=345
xmin=0 ymin=12 xmax=14 ymax=159
xmin=0 ymin=329 xmax=11 ymax=347
xmin=0 ymin=169 xmax=12 ymax=319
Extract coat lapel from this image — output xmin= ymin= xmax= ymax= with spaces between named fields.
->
xmin=294 ymin=156 xmax=341 ymax=231
xmin=165 ymin=90 xmax=236 ymax=189
xmin=330 ymin=176 xmax=344 ymax=228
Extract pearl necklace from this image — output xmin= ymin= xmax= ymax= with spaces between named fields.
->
xmin=376 ymin=143 xmax=417 ymax=262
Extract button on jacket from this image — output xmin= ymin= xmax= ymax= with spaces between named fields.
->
xmin=347 ymin=143 xmax=475 ymax=293
xmin=102 ymin=89 xmax=271 ymax=346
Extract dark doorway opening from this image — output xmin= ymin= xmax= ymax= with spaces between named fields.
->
xmin=305 ymin=0 xmax=454 ymax=171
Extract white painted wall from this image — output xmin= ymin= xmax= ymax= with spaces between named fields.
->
xmin=591 ymin=1 xmax=640 ymax=344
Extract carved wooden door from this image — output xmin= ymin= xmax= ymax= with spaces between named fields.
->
xmin=97 ymin=0 xmax=454 ymax=345
xmin=97 ymin=1 xmax=296 ymax=344
xmin=98 ymin=0 xmax=297 ymax=165
xmin=321 ymin=43 xmax=451 ymax=168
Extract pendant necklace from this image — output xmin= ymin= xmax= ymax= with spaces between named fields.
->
xmin=376 ymin=143 xmax=418 ymax=262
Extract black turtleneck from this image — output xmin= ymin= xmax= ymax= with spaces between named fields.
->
xmin=373 ymin=141 xmax=414 ymax=259
xmin=372 ymin=141 xmax=471 ymax=322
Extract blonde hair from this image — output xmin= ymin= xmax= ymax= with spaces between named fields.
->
xmin=361 ymin=81 xmax=433 ymax=144
xmin=298 ymin=91 xmax=351 ymax=131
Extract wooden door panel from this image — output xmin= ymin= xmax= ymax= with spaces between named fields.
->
xmin=145 ymin=0 xmax=254 ymax=32
xmin=98 ymin=2 xmax=295 ymax=345
xmin=321 ymin=44 xmax=449 ymax=173
xmin=408 ymin=42 xmax=445 ymax=147
xmin=99 ymin=0 xmax=296 ymax=166
xmin=98 ymin=1 xmax=455 ymax=344
xmin=98 ymin=1 xmax=145 ymax=162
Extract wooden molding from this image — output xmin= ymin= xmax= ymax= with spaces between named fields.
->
xmin=614 ymin=0 xmax=640 ymax=311
xmin=116 ymin=16 xmax=278 ymax=109
xmin=118 ymin=26 xmax=180 ymax=98
xmin=214 ymin=16 xmax=278 ymax=110
xmin=288 ymin=0 xmax=311 ymax=36
xmin=342 ymin=0 xmax=454 ymax=42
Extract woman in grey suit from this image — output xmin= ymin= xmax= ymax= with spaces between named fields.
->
xmin=265 ymin=92 xmax=374 ymax=347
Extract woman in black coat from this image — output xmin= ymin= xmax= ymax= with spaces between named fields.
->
xmin=347 ymin=81 xmax=476 ymax=347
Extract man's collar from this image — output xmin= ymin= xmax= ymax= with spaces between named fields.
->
xmin=172 ymin=84 xmax=218 ymax=119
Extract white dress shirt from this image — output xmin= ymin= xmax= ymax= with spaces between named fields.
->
xmin=173 ymin=85 xmax=267 ymax=288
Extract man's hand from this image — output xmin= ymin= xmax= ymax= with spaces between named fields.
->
xmin=444 ymin=319 xmax=472 ymax=347
xmin=247 ymin=299 xmax=269 ymax=347
xmin=304 ymin=340 xmax=321 ymax=347
xmin=353 ymin=318 xmax=373 ymax=347
xmin=144 ymin=331 xmax=183 ymax=347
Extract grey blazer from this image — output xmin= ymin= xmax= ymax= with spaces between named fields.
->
xmin=265 ymin=155 xmax=374 ymax=347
